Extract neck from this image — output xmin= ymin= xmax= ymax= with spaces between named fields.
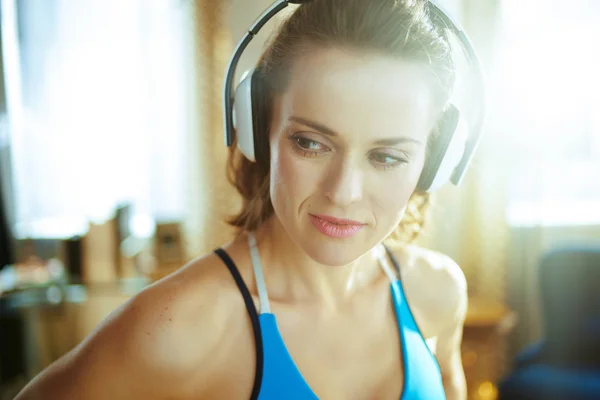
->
xmin=252 ymin=216 xmax=384 ymax=311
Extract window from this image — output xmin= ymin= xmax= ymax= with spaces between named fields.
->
xmin=2 ymin=0 xmax=194 ymax=238
xmin=495 ymin=0 xmax=600 ymax=226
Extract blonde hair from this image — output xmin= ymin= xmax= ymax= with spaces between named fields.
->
xmin=226 ymin=0 xmax=453 ymax=244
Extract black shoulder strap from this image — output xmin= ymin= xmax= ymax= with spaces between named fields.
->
xmin=383 ymin=244 xmax=402 ymax=279
xmin=214 ymin=248 xmax=263 ymax=400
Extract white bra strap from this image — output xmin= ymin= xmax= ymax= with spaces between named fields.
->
xmin=376 ymin=244 xmax=398 ymax=283
xmin=248 ymin=232 xmax=271 ymax=314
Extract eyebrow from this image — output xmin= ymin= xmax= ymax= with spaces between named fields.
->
xmin=289 ymin=116 xmax=423 ymax=146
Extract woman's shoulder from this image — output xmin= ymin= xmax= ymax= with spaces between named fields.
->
xmin=113 ymin=250 xmax=249 ymax=372
xmin=391 ymin=243 xmax=466 ymax=290
xmin=117 ymin=251 xmax=247 ymax=369
xmin=385 ymin=241 xmax=467 ymax=335
xmin=16 ymin=251 xmax=249 ymax=399
xmin=107 ymin=246 xmax=259 ymax=397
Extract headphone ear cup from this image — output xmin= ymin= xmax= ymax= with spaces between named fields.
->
xmin=233 ymin=69 xmax=258 ymax=161
xmin=250 ymin=69 xmax=270 ymax=165
xmin=417 ymin=104 xmax=467 ymax=192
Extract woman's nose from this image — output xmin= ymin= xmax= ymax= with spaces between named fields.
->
xmin=323 ymin=158 xmax=364 ymax=207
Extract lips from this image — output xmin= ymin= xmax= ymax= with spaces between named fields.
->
xmin=311 ymin=214 xmax=365 ymax=225
xmin=308 ymin=214 xmax=366 ymax=238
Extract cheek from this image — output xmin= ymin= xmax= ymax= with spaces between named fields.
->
xmin=369 ymin=158 xmax=425 ymax=224
xmin=371 ymin=179 xmax=414 ymax=219
xmin=270 ymin=139 xmax=315 ymax=211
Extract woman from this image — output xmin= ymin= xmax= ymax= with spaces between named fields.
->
xmin=17 ymin=0 xmax=472 ymax=399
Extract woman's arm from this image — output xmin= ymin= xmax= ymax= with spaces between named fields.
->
xmin=390 ymin=243 xmax=469 ymax=400
xmin=435 ymin=259 xmax=468 ymax=400
xmin=14 ymin=261 xmax=226 ymax=400
xmin=14 ymin=294 xmax=172 ymax=400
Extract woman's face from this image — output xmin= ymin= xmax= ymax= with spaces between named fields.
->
xmin=268 ymin=47 xmax=438 ymax=266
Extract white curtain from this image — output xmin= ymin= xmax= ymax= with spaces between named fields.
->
xmin=3 ymin=0 xmax=195 ymax=239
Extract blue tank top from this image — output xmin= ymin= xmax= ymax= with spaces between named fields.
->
xmin=214 ymin=233 xmax=445 ymax=400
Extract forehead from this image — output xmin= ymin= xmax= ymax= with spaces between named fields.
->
xmin=280 ymin=47 xmax=437 ymax=141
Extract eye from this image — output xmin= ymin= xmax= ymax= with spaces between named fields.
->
xmin=289 ymin=134 xmax=330 ymax=156
xmin=296 ymin=136 xmax=323 ymax=151
xmin=369 ymin=151 xmax=409 ymax=170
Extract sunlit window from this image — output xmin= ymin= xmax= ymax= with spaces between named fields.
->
xmin=496 ymin=0 xmax=600 ymax=226
xmin=1 ymin=0 xmax=194 ymax=238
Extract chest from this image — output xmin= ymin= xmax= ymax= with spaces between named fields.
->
xmin=270 ymin=302 xmax=403 ymax=399
xmin=207 ymin=288 xmax=437 ymax=400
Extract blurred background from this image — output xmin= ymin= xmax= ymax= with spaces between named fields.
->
xmin=0 ymin=0 xmax=599 ymax=399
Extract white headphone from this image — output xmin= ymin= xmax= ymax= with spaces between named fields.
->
xmin=224 ymin=0 xmax=485 ymax=193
